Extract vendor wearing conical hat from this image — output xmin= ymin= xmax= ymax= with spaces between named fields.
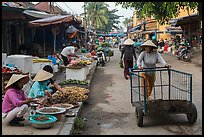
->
xmin=2 ymin=74 xmax=35 ymax=126
xmin=28 ymin=69 xmax=54 ymax=108
xmin=137 ymin=39 xmax=171 ymax=100
xmin=120 ymin=38 xmax=137 ymax=80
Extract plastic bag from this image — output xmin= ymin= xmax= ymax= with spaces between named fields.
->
xmin=119 ymin=60 xmax=124 ymax=68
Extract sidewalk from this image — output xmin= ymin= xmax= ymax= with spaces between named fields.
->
xmin=2 ymin=61 xmax=97 ymax=135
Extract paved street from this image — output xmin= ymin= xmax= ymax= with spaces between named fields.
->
xmin=77 ymin=48 xmax=202 ymax=135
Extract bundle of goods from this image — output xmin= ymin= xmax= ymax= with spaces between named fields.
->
xmin=32 ymin=58 xmax=52 ymax=63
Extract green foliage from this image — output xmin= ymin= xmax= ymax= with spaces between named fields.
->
xmin=116 ymin=2 xmax=199 ymax=25
xmin=101 ymin=42 xmax=111 ymax=47
xmin=74 ymin=116 xmax=86 ymax=130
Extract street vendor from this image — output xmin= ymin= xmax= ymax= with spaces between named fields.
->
xmin=42 ymin=65 xmax=64 ymax=93
xmin=28 ymin=69 xmax=54 ymax=108
xmin=60 ymin=41 xmax=79 ymax=66
xmin=2 ymin=74 xmax=38 ymax=126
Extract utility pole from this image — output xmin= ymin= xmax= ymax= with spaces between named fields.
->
xmin=84 ymin=2 xmax=88 ymax=49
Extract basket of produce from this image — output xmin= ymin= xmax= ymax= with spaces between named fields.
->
xmin=29 ymin=114 xmax=57 ymax=129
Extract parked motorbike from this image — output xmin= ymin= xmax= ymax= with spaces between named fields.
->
xmin=176 ymin=45 xmax=192 ymax=62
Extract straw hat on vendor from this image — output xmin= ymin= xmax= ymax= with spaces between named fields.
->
xmin=5 ymin=74 xmax=29 ymax=89
xmin=140 ymin=39 xmax=158 ymax=49
xmin=29 ymin=69 xmax=54 ymax=108
xmin=32 ymin=69 xmax=53 ymax=82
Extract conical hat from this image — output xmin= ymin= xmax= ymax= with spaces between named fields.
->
xmin=141 ymin=40 xmax=157 ymax=48
xmin=5 ymin=74 xmax=28 ymax=89
xmin=124 ymin=38 xmax=134 ymax=45
xmin=33 ymin=69 xmax=53 ymax=82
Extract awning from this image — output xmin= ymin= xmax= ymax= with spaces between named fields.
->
xmin=28 ymin=15 xmax=82 ymax=28
xmin=169 ymin=13 xmax=201 ymax=27
xmin=23 ymin=10 xmax=55 ymax=19
xmin=129 ymin=24 xmax=142 ymax=32
xmin=174 ymin=13 xmax=200 ymax=27
xmin=140 ymin=30 xmax=164 ymax=34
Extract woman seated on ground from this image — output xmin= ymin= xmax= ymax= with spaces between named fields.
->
xmin=2 ymin=74 xmax=38 ymax=126
xmin=42 ymin=65 xmax=64 ymax=93
xmin=28 ymin=70 xmax=54 ymax=108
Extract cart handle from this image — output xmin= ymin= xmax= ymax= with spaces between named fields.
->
xmin=129 ymin=66 xmax=169 ymax=73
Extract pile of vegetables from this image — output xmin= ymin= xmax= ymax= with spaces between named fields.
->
xmin=45 ymin=86 xmax=89 ymax=106
xmin=68 ymin=60 xmax=87 ymax=69
xmin=58 ymin=79 xmax=89 ymax=86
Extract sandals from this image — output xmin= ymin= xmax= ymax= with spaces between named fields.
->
xmin=9 ymin=116 xmax=25 ymax=127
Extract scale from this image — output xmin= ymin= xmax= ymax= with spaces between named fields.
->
xmin=30 ymin=103 xmax=39 ymax=116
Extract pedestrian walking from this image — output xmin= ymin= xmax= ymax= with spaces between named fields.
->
xmin=120 ymin=38 xmax=137 ymax=80
xmin=2 ymin=74 xmax=38 ymax=126
xmin=137 ymin=40 xmax=171 ymax=99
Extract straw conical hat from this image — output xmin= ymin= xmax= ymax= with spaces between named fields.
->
xmin=124 ymin=38 xmax=135 ymax=45
xmin=33 ymin=69 xmax=53 ymax=82
xmin=5 ymin=74 xmax=28 ymax=89
xmin=141 ymin=40 xmax=157 ymax=48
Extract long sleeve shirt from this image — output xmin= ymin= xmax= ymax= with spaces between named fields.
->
xmin=2 ymin=88 xmax=27 ymax=113
xmin=28 ymin=81 xmax=53 ymax=99
xmin=121 ymin=45 xmax=137 ymax=61
xmin=137 ymin=51 xmax=167 ymax=68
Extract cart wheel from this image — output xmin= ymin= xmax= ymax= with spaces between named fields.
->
xmin=135 ymin=107 xmax=144 ymax=127
xmin=186 ymin=103 xmax=197 ymax=124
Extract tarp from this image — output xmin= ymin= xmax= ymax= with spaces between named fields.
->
xmin=23 ymin=10 xmax=55 ymax=19
xmin=28 ymin=15 xmax=82 ymax=28
xmin=129 ymin=24 xmax=143 ymax=32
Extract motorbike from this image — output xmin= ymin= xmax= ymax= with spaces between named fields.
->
xmin=176 ymin=45 xmax=192 ymax=62
xmin=96 ymin=51 xmax=105 ymax=67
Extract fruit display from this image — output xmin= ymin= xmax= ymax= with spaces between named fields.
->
xmin=58 ymin=79 xmax=89 ymax=86
xmin=45 ymin=86 xmax=89 ymax=106
xmin=67 ymin=60 xmax=87 ymax=69
xmin=2 ymin=65 xmax=22 ymax=74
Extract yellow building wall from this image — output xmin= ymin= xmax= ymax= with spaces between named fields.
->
xmin=132 ymin=7 xmax=198 ymax=40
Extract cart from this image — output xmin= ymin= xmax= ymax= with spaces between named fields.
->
xmin=129 ymin=67 xmax=197 ymax=127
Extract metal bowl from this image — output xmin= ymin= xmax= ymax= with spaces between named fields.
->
xmin=29 ymin=114 xmax=57 ymax=129
xmin=36 ymin=107 xmax=66 ymax=115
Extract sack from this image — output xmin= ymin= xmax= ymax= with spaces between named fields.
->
xmin=119 ymin=60 xmax=124 ymax=68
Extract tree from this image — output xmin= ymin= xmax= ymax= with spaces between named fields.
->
xmin=123 ymin=17 xmax=132 ymax=32
xmin=97 ymin=8 xmax=122 ymax=34
xmin=81 ymin=2 xmax=109 ymax=44
xmin=116 ymin=2 xmax=200 ymax=25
